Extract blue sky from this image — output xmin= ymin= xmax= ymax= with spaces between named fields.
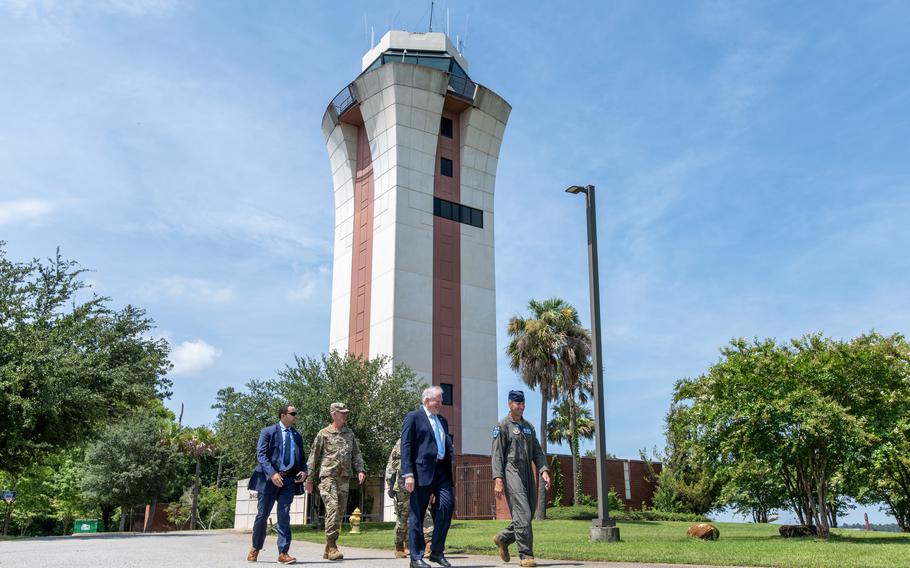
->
xmin=2 ymin=1 xmax=908 ymax=524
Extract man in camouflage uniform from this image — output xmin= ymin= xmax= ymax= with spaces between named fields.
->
xmin=384 ymin=439 xmax=434 ymax=558
xmin=491 ymin=390 xmax=551 ymax=568
xmin=305 ymin=402 xmax=366 ymax=561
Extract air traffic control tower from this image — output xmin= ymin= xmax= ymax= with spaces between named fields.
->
xmin=322 ymin=31 xmax=510 ymax=458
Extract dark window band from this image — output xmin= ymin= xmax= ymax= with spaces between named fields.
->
xmin=433 ymin=197 xmax=483 ymax=228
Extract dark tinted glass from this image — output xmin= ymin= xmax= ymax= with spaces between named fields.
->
xmin=440 ymin=116 xmax=453 ymax=138
xmin=440 ymin=200 xmax=452 ymax=219
xmin=419 ymin=56 xmax=451 ymax=71
xmin=440 ymin=157 xmax=453 ymax=177
xmin=441 ymin=383 xmax=453 ymax=405
xmin=461 ymin=205 xmax=473 ymax=224
xmin=471 ymin=208 xmax=483 ymax=228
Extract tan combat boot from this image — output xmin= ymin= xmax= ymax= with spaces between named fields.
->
xmin=325 ymin=537 xmax=344 ymax=561
xmin=493 ymin=535 xmax=510 ymax=563
xmin=425 ymin=541 xmax=433 ymax=557
xmin=519 ymin=557 xmax=537 ymax=567
xmin=395 ymin=542 xmax=408 ymax=558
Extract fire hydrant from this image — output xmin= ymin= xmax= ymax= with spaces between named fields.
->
xmin=349 ymin=507 xmax=362 ymax=534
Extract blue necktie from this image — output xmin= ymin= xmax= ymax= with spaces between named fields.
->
xmin=283 ymin=428 xmax=291 ymax=467
xmin=433 ymin=415 xmax=445 ymax=459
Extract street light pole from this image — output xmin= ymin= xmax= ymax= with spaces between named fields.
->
xmin=566 ymin=184 xmax=620 ymax=542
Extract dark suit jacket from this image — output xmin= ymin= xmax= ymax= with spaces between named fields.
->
xmin=400 ymin=408 xmax=454 ymax=487
xmin=248 ymin=423 xmax=307 ymax=496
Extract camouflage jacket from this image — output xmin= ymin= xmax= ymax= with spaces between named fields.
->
xmin=384 ymin=439 xmax=404 ymax=493
xmin=307 ymin=424 xmax=365 ymax=479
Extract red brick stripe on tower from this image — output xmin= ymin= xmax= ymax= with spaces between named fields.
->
xmin=433 ymin=108 xmax=462 ymax=455
xmin=348 ymin=124 xmax=374 ymax=358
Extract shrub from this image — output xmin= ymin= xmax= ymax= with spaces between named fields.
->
xmin=544 ymin=504 xmax=710 ymax=523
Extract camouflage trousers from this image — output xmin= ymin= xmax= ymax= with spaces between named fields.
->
xmin=393 ymin=490 xmax=434 ymax=546
xmin=319 ymin=476 xmax=350 ymax=541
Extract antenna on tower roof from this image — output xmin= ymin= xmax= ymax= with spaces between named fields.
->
xmin=429 ymin=1 xmax=435 ymax=32
xmin=463 ymin=14 xmax=470 ymax=56
xmin=446 ymin=7 xmax=450 ymax=38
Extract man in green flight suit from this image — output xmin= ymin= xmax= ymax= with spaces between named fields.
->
xmin=305 ymin=402 xmax=366 ymax=561
xmin=491 ymin=390 xmax=551 ymax=568
xmin=384 ymin=439 xmax=434 ymax=558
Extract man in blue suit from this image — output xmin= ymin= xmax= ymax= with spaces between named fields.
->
xmin=400 ymin=386 xmax=455 ymax=568
xmin=247 ymin=404 xmax=307 ymax=565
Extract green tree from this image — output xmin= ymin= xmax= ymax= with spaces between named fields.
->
xmin=0 ymin=245 xmax=172 ymax=476
xmin=176 ymin=426 xmax=217 ymax=530
xmin=671 ymin=333 xmax=903 ymax=537
xmin=642 ymin=407 xmax=722 ymax=518
xmin=548 ymin=303 xmax=592 ymax=507
xmin=213 ymin=352 xmax=425 ymax=479
xmin=506 ymin=297 xmax=578 ymax=519
xmin=211 ymin=381 xmax=281 ymax=481
xmin=547 ymin=397 xmax=594 ymax=504
xmin=167 ymin=483 xmax=235 ymax=530
xmin=844 ymin=333 xmax=910 ymax=531
xmin=549 ymin=455 xmax=564 ymax=507
xmin=81 ymin=412 xmax=183 ymax=531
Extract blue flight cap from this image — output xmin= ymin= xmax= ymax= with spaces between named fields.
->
xmin=508 ymin=390 xmax=525 ymax=403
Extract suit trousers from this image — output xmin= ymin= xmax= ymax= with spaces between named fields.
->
xmin=407 ymin=464 xmax=454 ymax=560
xmin=252 ymin=476 xmax=295 ymax=553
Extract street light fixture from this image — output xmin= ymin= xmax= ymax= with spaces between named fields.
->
xmin=565 ymin=184 xmax=620 ymax=542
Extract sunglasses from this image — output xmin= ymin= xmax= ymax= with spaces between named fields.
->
xmin=286 ymin=411 xmax=298 ymax=416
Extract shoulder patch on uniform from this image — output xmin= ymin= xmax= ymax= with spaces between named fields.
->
xmin=492 ymin=426 xmax=501 ymax=438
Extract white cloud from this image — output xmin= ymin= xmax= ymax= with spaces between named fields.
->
xmin=140 ymin=276 xmax=235 ymax=304
xmin=0 ymin=198 xmax=55 ymax=226
xmin=170 ymin=339 xmax=221 ymax=376
xmin=288 ymin=265 xmax=330 ymax=303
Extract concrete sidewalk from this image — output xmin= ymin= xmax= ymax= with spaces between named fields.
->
xmin=0 ymin=530 xmax=746 ymax=568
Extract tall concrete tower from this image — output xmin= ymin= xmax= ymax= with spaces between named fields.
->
xmin=322 ymin=31 xmax=510 ymax=458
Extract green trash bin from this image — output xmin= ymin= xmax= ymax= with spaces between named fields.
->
xmin=73 ymin=519 xmax=100 ymax=534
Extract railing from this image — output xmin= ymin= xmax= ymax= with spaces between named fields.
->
xmin=330 ymin=82 xmax=358 ymax=117
xmin=454 ymin=464 xmax=495 ymax=519
xmin=447 ymin=74 xmax=476 ymax=101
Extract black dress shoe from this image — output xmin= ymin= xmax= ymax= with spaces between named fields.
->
xmin=410 ymin=560 xmax=431 ymax=568
xmin=428 ymin=554 xmax=452 ymax=567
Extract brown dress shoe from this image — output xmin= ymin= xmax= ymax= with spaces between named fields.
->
xmin=493 ymin=535 xmax=510 ymax=563
xmin=519 ymin=557 xmax=537 ymax=567
xmin=277 ymin=552 xmax=297 ymax=565
xmin=247 ymin=547 xmax=259 ymax=562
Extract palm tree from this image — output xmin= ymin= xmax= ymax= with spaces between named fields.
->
xmin=178 ymin=426 xmax=217 ymax=530
xmin=506 ymin=297 xmax=580 ymax=519
xmin=547 ymin=397 xmax=595 ymax=504
xmin=550 ymin=307 xmax=593 ymax=506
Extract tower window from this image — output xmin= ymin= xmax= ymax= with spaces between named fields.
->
xmin=440 ymin=157 xmax=453 ymax=177
xmin=433 ymin=197 xmax=483 ymax=229
xmin=441 ymin=383 xmax=453 ymax=405
xmin=440 ymin=117 xmax=454 ymax=138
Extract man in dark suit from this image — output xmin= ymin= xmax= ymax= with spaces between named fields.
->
xmin=247 ymin=404 xmax=307 ymax=565
xmin=400 ymin=386 xmax=455 ymax=568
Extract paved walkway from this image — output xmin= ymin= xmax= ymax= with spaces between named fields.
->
xmin=0 ymin=530 xmax=744 ymax=568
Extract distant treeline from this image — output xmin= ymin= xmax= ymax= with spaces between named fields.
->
xmin=839 ymin=523 xmax=902 ymax=533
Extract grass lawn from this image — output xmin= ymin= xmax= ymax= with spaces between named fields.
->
xmin=292 ymin=519 xmax=910 ymax=568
